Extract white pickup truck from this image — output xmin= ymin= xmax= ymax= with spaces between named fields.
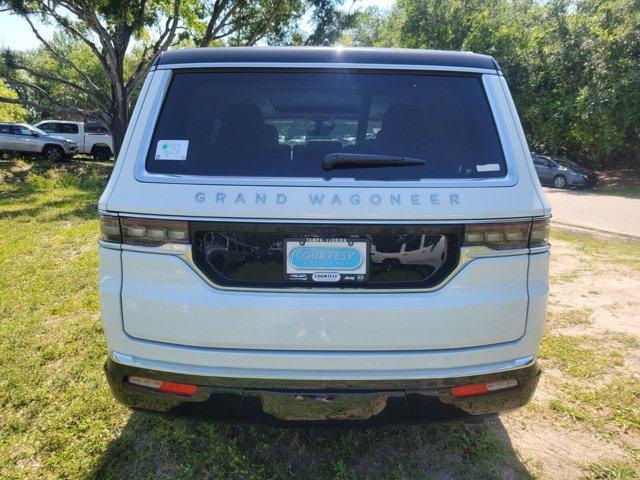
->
xmin=35 ymin=120 xmax=113 ymax=160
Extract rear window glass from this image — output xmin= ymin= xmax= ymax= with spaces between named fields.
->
xmin=38 ymin=123 xmax=59 ymax=133
xmin=86 ymin=123 xmax=109 ymax=134
xmin=146 ymin=71 xmax=506 ymax=180
xmin=60 ymin=123 xmax=79 ymax=134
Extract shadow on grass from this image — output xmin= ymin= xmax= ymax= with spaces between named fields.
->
xmin=89 ymin=412 xmax=533 ymax=479
xmin=588 ymin=187 xmax=640 ymax=199
xmin=0 ymin=192 xmax=102 ymax=221
xmin=0 ymin=158 xmax=109 ymax=221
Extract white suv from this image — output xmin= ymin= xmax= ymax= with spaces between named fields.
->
xmin=98 ymin=47 xmax=550 ymax=425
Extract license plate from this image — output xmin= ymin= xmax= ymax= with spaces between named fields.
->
xmin=285 ymin=238 xmax=368 ymax=283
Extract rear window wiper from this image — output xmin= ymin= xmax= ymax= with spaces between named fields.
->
xmin=323 ymin=153 xmax=426 ymax=170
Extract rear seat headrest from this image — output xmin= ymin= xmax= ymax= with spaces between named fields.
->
xmin=263 ymin=124 xmax=278 ymax=145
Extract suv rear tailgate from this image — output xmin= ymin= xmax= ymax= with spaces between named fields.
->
xmin=121 ymin=249 xmax=528 ymax=351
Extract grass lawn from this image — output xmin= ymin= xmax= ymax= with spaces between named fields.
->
xmin=1 ymin=158 xmax=638 ymax=479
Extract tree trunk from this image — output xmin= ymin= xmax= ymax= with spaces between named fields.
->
xmin=109 ymin=71 xmax=129 ymax=157
xmin=109 ymin=104 xmax=128 ymax=158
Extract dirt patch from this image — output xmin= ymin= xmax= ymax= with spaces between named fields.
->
xmin=496 ymin=414 xmax=631 ymax=479
xmin=495 ymin=231 xmax=640 ymax=478
xmin=596 ymin=169 xmax=640 ymax=191
xmin=548 ymin=238 xmax=640 ymax=338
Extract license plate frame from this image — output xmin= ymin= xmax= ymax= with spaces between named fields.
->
xmin=284 ymin=237 xmax=369 ymax=283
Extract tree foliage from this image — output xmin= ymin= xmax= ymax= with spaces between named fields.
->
xmin=0 ymin=80 xmax=28 ymax=122
xmin=0 ymin=0 xmax=353 ymax=154
xmin=342 ymin=0 xmax=640 ymax=169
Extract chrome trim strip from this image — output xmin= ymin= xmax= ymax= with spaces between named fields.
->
xmin=132 ymin=71 xmax=519 ymax=189
xmin=529 ymin=245 xmax=551 ymax=254
xmin=110 ymin=350 xmax=536 ymax=380
xmin=108 ymin=212 xmax=538 ymax=224
xmin=156 ymin=62 xmax=500 ymax=75
xmin=99 ymin=240 xmax=122 ymax=251
xmin=513 ymin=355 xmax=535 ymax=368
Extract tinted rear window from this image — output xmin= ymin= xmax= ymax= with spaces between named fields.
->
xmin=60 ymin=123 xmax=79 ymax=134
xmin=86 ymin=123 xmax=109 ymax=134
xmin=146 ymin=71 xmax=506 ymax=180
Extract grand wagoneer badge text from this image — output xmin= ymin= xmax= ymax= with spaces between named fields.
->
xmin=194 ymin=192 xmax=461 ymax=206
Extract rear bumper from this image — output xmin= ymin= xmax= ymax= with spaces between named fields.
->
xmin=105 ymin=359 xmax=540 ymax=426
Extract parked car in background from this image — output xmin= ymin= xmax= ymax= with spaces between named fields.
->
xmin=35 ymin=120 xmax=113 ymax=160
xmin=532 ymin=153 xmax=598 ymax=189
xmin=0 ymin=123 xmax=78 ymax=161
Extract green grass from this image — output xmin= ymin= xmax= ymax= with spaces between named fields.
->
xmin=551 ymin=229 xmax=640 ymax=271
xmin=547 ymin=307 xmax=594 ymax=327
xmin=0 ymin=158 xmax=536 ymax=479
xmin=581 ymin=460 xmax=640 ymax=480
xmin=4 ymin=158 xmax=640 ymax=479
xmin=590 ymin=186 xmax=640 ymax=199
xmin=539 ymin=334 xmax=624 ymax=378
xmin=561 ymin=377 xmax=640 ymax=435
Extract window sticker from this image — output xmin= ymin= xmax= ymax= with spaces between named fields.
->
xmin=476 ymin=163 xmax=500 ymax=172
xmin=155 ymin=140 xmax=189 ymax=161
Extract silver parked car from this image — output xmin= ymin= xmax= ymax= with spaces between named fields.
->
xmin=532 ymin=153 xmax=598 ymax=189
xmin=0 ymin=123 xmax=78 ymax=161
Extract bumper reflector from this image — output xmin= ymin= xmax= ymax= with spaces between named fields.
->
xmin=127 ymin=376 xmax=198 ymax=397
xmin=451 ymin=379 xmax=518 ymax=398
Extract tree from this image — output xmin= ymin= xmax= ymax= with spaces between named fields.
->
xmin=342 ymin=0 xmax=640 ymax=169
xmin=0 ymin=0 xmax=353 ymax=155
xmin=0 ymin=80 xmax=28 ymax=122
xmin=341 ymin=7 xmax=390 ymax=47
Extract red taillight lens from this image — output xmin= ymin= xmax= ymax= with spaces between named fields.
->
xmin=451 ymin=383 xmax=489 ymax=398
xmin=127 ymin=376 xmax=198 ymax=397
xmin=159 ymin=381 xmax=198 ymax=396
xmin=451 ymin=379 xmax=518 ymax=398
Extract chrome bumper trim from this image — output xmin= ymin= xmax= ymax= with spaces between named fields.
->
xmin=110 ymin=350 xmax=536 ymax=382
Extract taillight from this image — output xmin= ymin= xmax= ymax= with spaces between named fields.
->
xmin=99 ymin=214 xmax=121 ymax=242
xmin=451 ymin=379 xmax=518 ymax=398
xmin=529 ymin=219 xmax=550 ymax=247
xmin=463 ymin=219 xmax=550 ymax=250
xmin=121 ymin=217 xmax=189 ymax=245
xmin=463 ymin=222 xmax=530 ymax=249
xmin=127 ymin=376 xmax=198 ymax=397
xmin=99 ymin=215 xmax=189 ymax=246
